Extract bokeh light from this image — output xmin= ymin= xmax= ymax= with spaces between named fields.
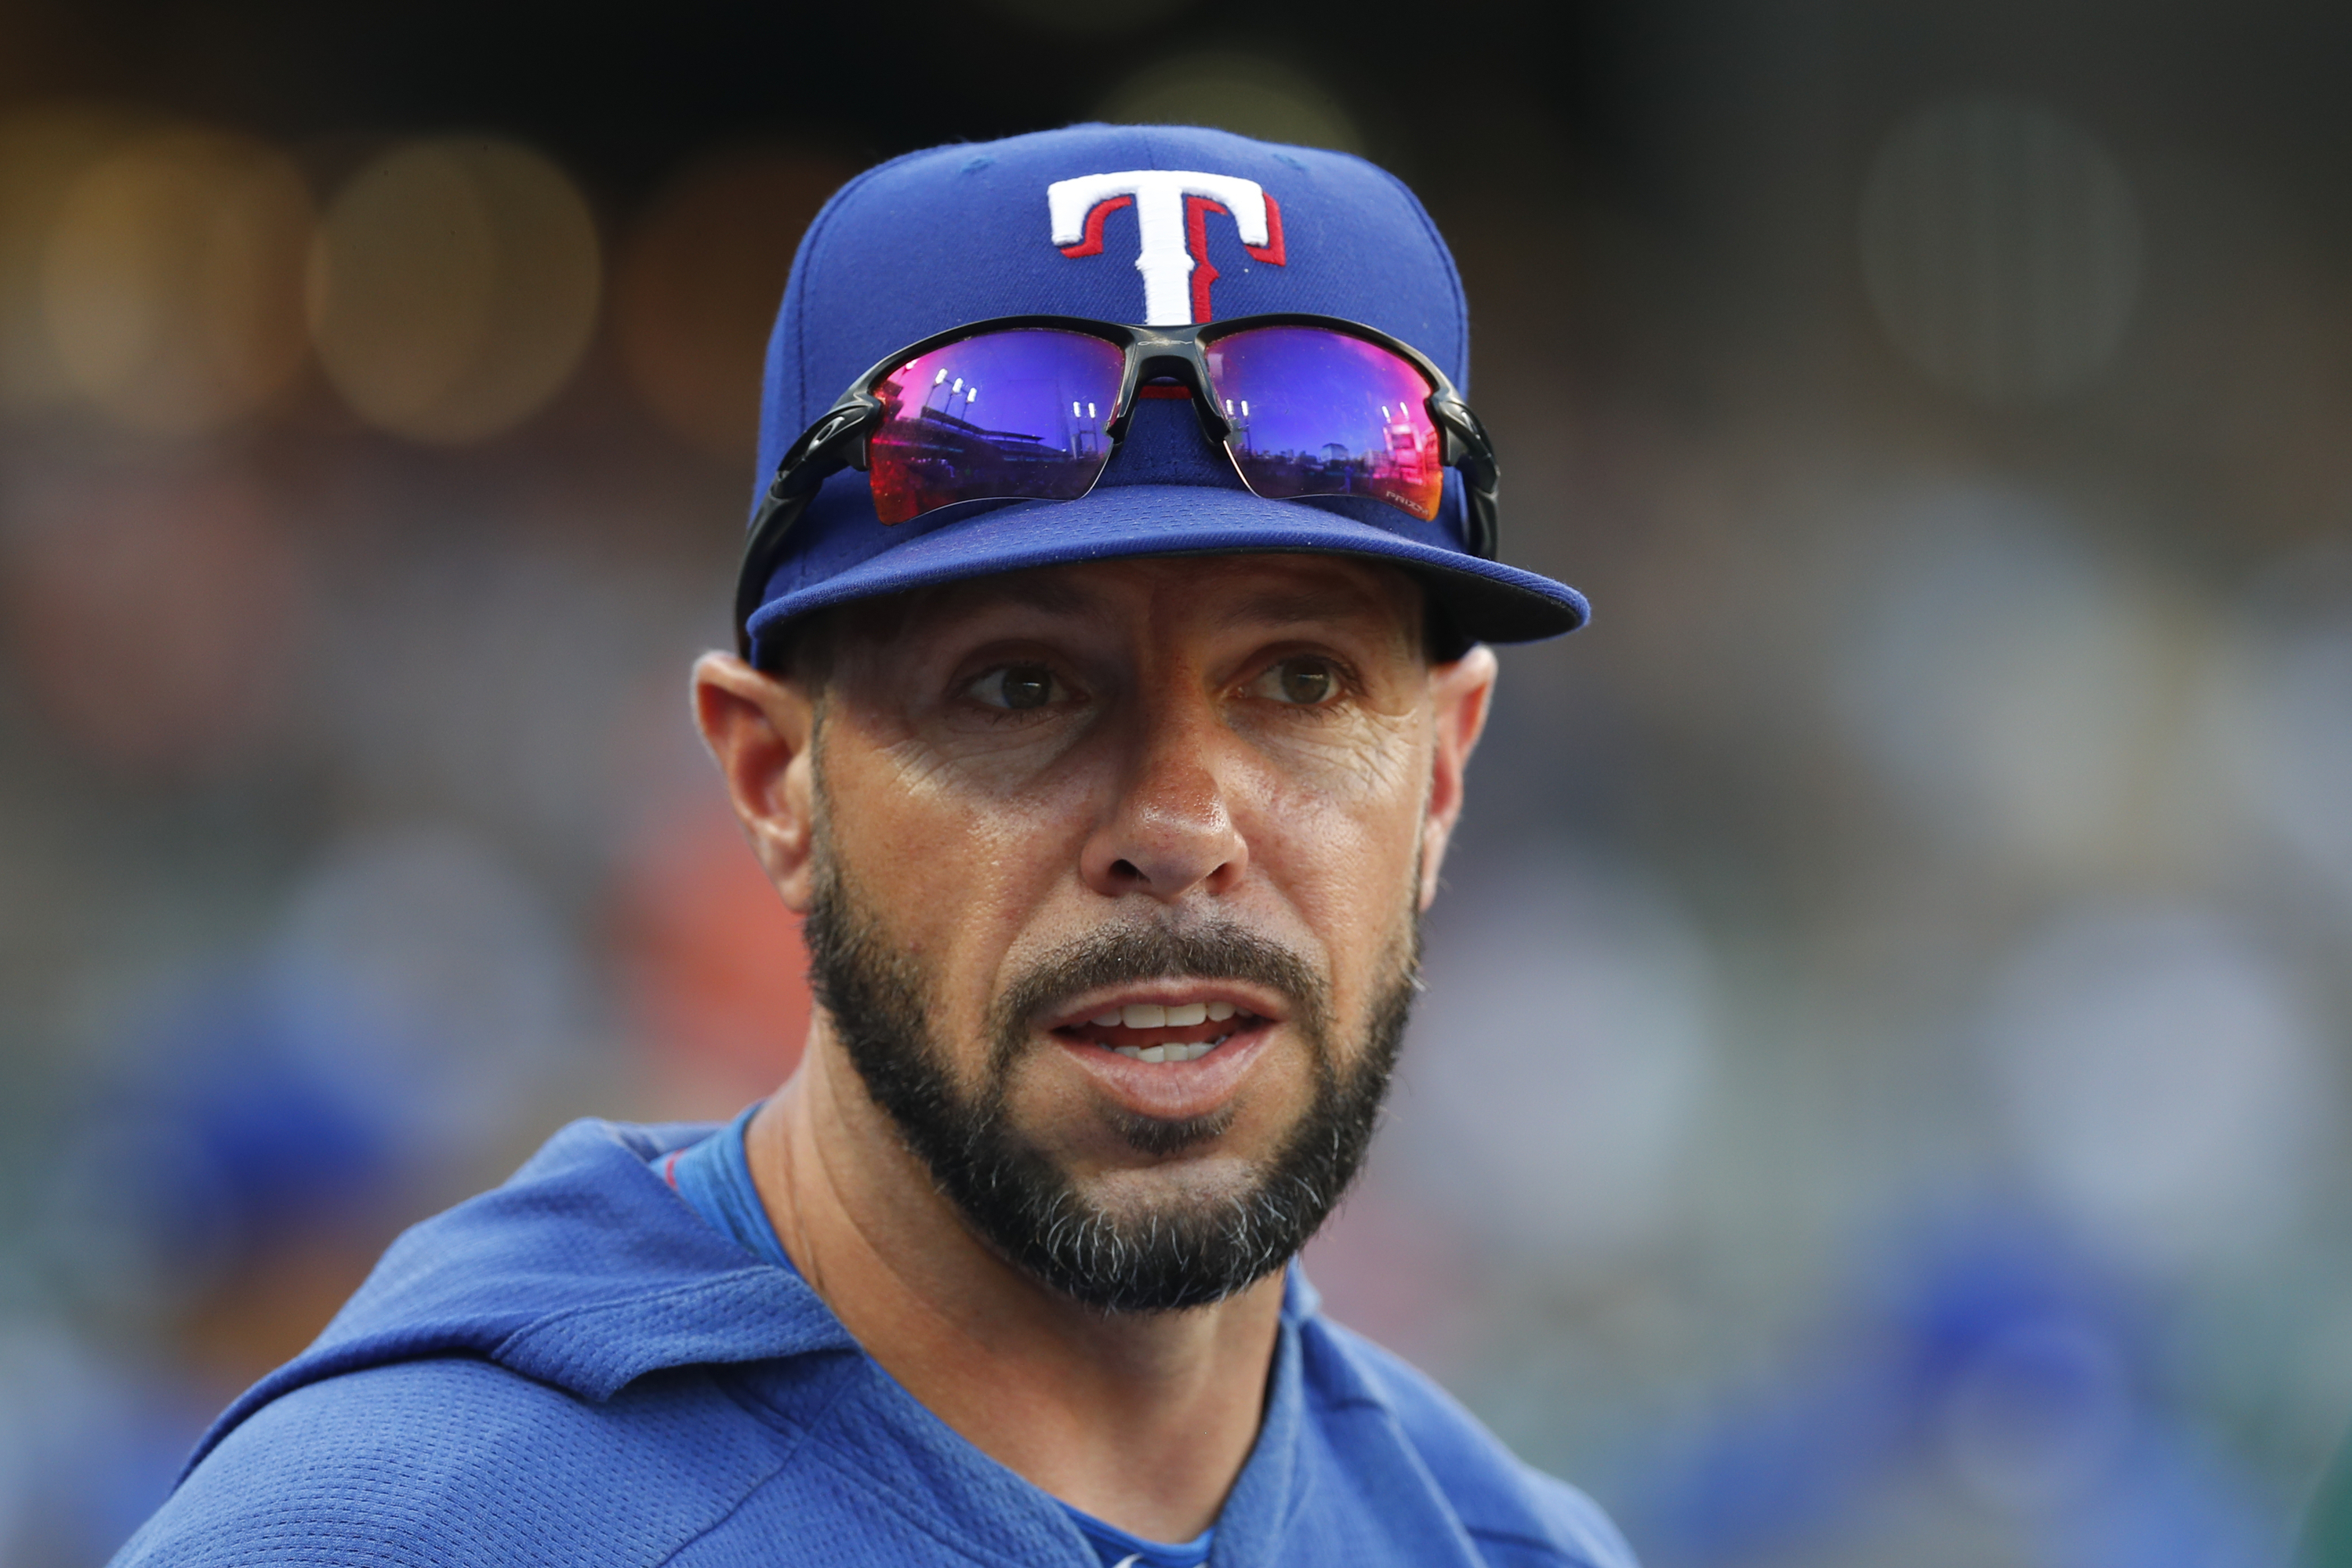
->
xmin=616 ymin=146 xmax=849 ymax=461
xmin=39 ymin=125 xmax=313 ymax=434
xmin=1860 ymin=96 xmax=2143 ymax=401
xmin=0 ymin=102 xmax=146 ymax=412
xmin=308 ymin=136 xmax=600 ymax=443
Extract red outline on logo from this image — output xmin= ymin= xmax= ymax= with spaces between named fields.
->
xmin=1183 ymin=193 xmax=1288 ymax=322
xmin=1059 ymin=195 xmax=1133 ymax=258
xmin=1247 ymin=193 xmax=1286 ymax=265
xmin=1064 ymin=187 xmax=1288 ymax=321
xmin=1184 ymin=196 xmax=1228 ymax=323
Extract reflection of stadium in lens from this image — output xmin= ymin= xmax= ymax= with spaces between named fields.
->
xmin=866 ymin=329 xmax=1124 ymax=524
xmin=1207 ymin=327 xmax=1442 ymax=521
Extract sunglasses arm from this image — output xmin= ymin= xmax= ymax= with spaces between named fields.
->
xmin=1430 ymin=396 xmax=1501 ymax=561
xmin=732 ymin=402 xmax=877 ymax=659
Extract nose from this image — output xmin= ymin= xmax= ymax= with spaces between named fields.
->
xmin=1079 ymin=685 xmax=1249 ymax=903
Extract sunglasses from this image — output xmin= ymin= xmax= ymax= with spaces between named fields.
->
xmin=734 ymin=313 xmax=1501 ymax=654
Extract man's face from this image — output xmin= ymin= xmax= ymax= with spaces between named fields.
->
xmin=790 ymin=553 xmax=1479 ymax=1311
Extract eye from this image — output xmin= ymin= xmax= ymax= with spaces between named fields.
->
xmin=969 ymin=663 xmax=1062 ymax=710
xmin=1252 ymin=656 xmax=1341 ymax=706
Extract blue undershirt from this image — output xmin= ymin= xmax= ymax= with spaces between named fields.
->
xmin=652 ymin=1109 xmax=1214 ymax=1568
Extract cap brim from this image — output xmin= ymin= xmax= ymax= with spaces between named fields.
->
xmin=744 ymin=483 xmax=1588 ymax=650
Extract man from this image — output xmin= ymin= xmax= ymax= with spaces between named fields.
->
xmin=115 ymin=124 xmax=1634 ymax=1568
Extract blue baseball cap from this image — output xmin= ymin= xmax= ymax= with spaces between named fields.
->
xmin=743 ymin=123 xmax=1587 ymax=657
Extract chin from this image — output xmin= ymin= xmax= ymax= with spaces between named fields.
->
xmin=1075 ymin=1152 xmax=1270 ymax=1214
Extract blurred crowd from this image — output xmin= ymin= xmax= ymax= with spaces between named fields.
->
xmin=3 ymin=2 xmax=2350 ymax=1565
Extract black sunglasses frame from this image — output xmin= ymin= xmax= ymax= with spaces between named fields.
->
xmin=732 ymin=311 xmax=1501 ymax=657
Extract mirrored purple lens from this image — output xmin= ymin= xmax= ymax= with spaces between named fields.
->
xmin=1204 ymin=327 xmax=1443 ymax=521
xmin=866 ymin=329 xmax=1126 ymax=525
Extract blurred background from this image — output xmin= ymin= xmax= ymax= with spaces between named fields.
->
xmin=2 ymin=0 xmax=2349 ymax=1562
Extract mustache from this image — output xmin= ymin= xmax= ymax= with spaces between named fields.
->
xmin=989 ymin=919 xmax=1329 ymax=1048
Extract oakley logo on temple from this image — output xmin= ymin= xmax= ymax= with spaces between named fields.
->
xmin=1048 ymin=170 xmax=1286 ymax=327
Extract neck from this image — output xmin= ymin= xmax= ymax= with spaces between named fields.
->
xmin=743 ymin=1029 xmax=1286 ymax=1542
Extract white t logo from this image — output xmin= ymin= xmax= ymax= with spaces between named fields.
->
xmin=1048 ymin=169 xmax=1287 ymax=325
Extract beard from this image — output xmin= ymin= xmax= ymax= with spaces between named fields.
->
xmin=802 ymin=851 xmax=1419 ymax=1315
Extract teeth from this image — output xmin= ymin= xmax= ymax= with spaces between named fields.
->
xmin=1106 ymin=1040 xmax=1230 ymax=1063
xmin=1087 ymin=1001 xmax=1250 ymax=1033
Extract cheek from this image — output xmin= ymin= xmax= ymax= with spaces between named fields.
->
xmin=1241 ymin=725 xmax=1429 ymax=991
xmin=821 ymin=725 xmax=1104 ymax=1021
xmin=1251 ymin=706 xmax=1428 ymax=857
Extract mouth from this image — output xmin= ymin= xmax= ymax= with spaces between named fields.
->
xmin=1040 ymin=985 xmax=1288 ymax=1125
xmin=1046 ymin=991 xmax=1277 ymax=1065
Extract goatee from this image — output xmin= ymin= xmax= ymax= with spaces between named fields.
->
xmin=802 ymin=855 xmax=1417 ymax=1314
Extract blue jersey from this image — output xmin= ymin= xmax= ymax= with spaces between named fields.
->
xmin=654 ymin=1109 xmax=1213 ymax=1568
xmin=113 ymin=1119 xmax=1637 ymax=1568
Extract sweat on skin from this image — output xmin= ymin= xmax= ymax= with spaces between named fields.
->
xmin=690 ymin=551 xmax=1496 ymax=1544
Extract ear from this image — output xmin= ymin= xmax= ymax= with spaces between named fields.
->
xmin=691 ymin=652 xmax=822 ymax=913
xmin=1417 ymin=644 xmax=1497 ymax=912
